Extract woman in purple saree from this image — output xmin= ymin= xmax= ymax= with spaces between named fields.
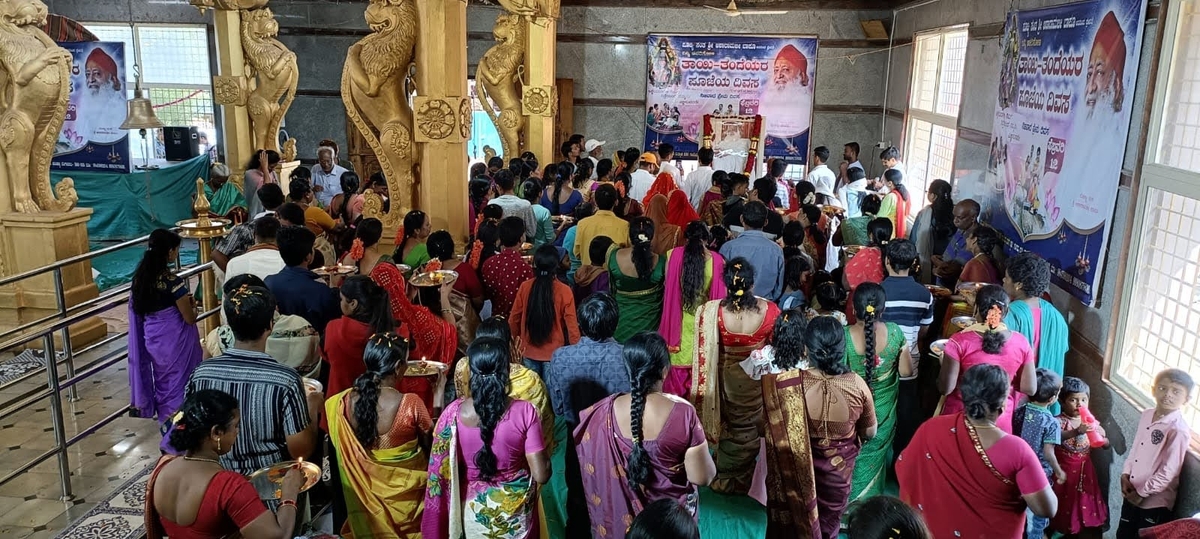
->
xmin=127 ymin=230 xmax=203 ymax=444
xmin=573 ymin=332 xmax=716 ymax=538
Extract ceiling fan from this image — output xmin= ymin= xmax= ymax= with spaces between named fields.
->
xmin=705 ymin=0 xmax=789 ymax=17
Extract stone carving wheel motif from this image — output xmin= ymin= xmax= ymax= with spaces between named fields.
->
xmin=458 ymin=98 xmax=472 ymax=140
xmin=522 ymin=86 xmax=552 ymax=117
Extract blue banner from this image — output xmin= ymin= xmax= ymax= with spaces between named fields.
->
xmin=644 ymin=34 xmax=818 ymax=162
xmin=53 ymin=41 xmax=131 ymax=173
xmin=957 ymin=0 xmax=1147 ymax=306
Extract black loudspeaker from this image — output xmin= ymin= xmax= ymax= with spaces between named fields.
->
xmin=164 ymin=126 xmax=200 ymax=161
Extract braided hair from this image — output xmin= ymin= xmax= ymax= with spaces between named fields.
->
xmin=628 ymin=217 xmax=656 ymax=279
xmin=680 ymin=221 xmax=711 ymax=311
xmin=623 ymin=331 xmax=670 ymax=490
xmin=168 ymin=389 xmax=239 ymax=453
xmin=975 ymin=284 xmax=1010 ymax=354
xmin=928 ymin=179 xmax=956 ymax=246
xmin=866 ymin=217 xmax=893 ymax=282
xmin=770 ymin=309 xmax=809 ymax=370
xmin=466 ymin=338 xmax=512 ymax=481
xmin=351 ymin=333 xmax=411 ymax=449
xmin=852 ymin=282 xmax=887 ymax=388
xmin=552 ymin=162 xmax=574 ymax=214
xmin=721 ymin=257 xmax=759 ymax=312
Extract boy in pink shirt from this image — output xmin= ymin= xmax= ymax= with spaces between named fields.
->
xmin=1117 ymin=368 xmax=1194 ymax=539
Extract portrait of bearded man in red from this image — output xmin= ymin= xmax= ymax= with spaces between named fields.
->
xmin=761 ymin=43 xmax=813 ymax=140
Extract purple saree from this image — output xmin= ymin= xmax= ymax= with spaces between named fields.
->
xmin=127 ymin=300 xmax=202 ymax=425
xmin=572 ymin=394 xmax=706 ymax=538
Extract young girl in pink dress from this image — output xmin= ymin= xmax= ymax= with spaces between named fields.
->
xmin=937 ymin=284 xmax=1037 ymax=434
xmin=1051 ymin=376 xmax=1109 ymax=536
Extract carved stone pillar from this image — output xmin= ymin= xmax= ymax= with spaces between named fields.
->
xmin=414 ymin=0 xmax=470 ymax=248
xmin=520 ymin=2 xmax=560 ymax=164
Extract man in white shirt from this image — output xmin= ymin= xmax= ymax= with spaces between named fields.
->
xmin=224 ymin=216 xmax=286 ymax=285
xmin=685 ymin=147 xmax=716 ymax=210
xmin=806 ymin=146 xmax=838 ymax=206
xmin=310 ymin=145 xmax=347 ymax=208
xmin=629 ymin=152 xmax=659 ymax=202
xmin=766 ymin=158 xmax=791 ymax=211
xmin=657 ymin=143 xmax=680 ymax=186
xmin=840 ymin=167 xmax=873 ymax=218
xmin=880 ymin=146 xmax=905 ymax=183
xmin=584 ymin=139 xmax=605 ymax=179
xmin=487 ymin=169 xmax=537 ymax=240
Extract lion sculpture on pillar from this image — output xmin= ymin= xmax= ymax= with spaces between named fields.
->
xmin=241 ymin=7 xmax=298 ymax=154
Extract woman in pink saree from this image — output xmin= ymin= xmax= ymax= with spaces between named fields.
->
xmin=573 ymin=332 xmax=716 ymax=537
xmin=659 ymin=222 xmax=726 ymax=397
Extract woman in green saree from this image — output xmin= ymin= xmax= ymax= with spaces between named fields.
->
xmin=327 ymin=332 xmax=432 ymax=539
xmin=393 ymin=210 xmax=432 ymax=276
xmin=833 ymin=193 xmax=881 ymax=249
xmin=844 ymin=282 xmax=912 ymax=501
xmin=205 ymin=163 xmax=248 ymax=222
xmin=609 ymin=217 xmax=666 ymax=342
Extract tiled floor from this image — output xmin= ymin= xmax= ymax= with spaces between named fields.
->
xmin=0 ymin=319 xmax=161 ymax=539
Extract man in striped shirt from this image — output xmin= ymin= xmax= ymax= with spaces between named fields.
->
xmin=187 ymin=284 xmax=322 ymax=476
xmin=879 ymin=239 xmax=934 ymax=455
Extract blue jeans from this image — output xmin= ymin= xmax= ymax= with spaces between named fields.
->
xmin=522 ymin=358 xmax=546 ymax=379
xmin=1026 ymin=508 xmax=1049 ymax=538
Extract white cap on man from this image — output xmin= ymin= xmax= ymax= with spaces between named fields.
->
xmin=585 ymin=139 xmax=606 ymax=153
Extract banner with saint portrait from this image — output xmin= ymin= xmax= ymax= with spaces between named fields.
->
xmin=644 ymin=34 xmax=817 ymax=162
xmin=52 ymin=41 xmax=131 ymax=173
xmin=958 ymin=0 xmax=1146 ymax=306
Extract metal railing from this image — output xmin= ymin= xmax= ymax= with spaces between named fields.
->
xmin=0 ymin=232 xmax=217 ymax=500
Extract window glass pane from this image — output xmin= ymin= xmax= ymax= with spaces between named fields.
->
xmin=137 ymin=27 xmax=211 ymax=87
xmin=935 ymin=31 xmax=969 ymax=117
xmin=910 ymin=35 xmax=941 ymax=112
xmin=905 ymin=118 xmax=933 ymax=192
xmin=1158 ymin=1 xmax=1200 ymax=171
xmin=1117 ymin=187 xmax=1200 ymax=429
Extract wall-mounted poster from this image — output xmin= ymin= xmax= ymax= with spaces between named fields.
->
xmin=53 ymin=41 xmax=131 ymax=173
xmin=960 ymin=0 xmax=1146 ymax=306
xmin=644 ymin=34 xmax=817 ymax=162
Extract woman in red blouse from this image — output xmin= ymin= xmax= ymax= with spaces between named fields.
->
xmin=323 ymin=276 xmax=395 ymax=399
xmin=147 ymin=389 xmax=304 ymax=539
xmin=369 ymin=262 xmax=458 ymax=411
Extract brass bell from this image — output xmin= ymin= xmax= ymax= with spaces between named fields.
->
xmin=120 ymin=86 xmax=164 ymax=130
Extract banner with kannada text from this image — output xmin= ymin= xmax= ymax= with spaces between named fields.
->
xmin=53 ymin=41 xmax=131 ymax=173
xmin=959 ymin=0 xmax=1146 ymax=306
xmin=644 ymin=34 xmax=817 ymax=162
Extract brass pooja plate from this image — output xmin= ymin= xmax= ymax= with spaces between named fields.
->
xmin=930 ymin=339 xmax=950 ymax=356
xmin=950 ymin=316 xmax=976 ymax=330
xmin=313 ymin=265 xmax=355 ymax=276
xmin=405 ymin=359 xmax=448 ymax=377
xmin=248 ymin=459 xmax=321 ymax=500
xmin=302 ymin=378 xmax=323 ymax=395
xmin=925 ymin=285 xmax=952 ymax=298
xmin=409 ymin=270 xmax=458 ymax=288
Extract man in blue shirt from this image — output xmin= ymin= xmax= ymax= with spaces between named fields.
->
xmin=720 ymin=201 xmax=785 ymax=301
xmin=545 ymin=293 xmax=629 ymax=536
xmin=264 ymin=226 xmax=341 ymax=333
xmin=933 ymin=199 xmax=981 ymax=286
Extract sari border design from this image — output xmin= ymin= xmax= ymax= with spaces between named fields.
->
xmin=964 ymin=416 xmax=1015 ymax=486
xmin=691 ymin=300 xmax=723 ymax=442
xmin=762 ymin=371 xmax=819 ymax=538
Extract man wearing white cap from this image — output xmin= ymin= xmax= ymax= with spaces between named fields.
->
xmin=584 ymin=139 xmax=605 ymax=179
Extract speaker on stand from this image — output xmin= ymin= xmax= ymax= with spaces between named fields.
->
xmin=163 ymin=126 xmax=200 ymax=162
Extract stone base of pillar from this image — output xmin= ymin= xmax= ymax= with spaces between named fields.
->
xmin=0 ymin=209 xmax=108 ymax=352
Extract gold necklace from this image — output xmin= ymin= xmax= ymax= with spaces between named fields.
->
xmin=183 ymin=455 xmax=222 ymax=465
xmin=967 ymin=418 xmax=1000 ymax=430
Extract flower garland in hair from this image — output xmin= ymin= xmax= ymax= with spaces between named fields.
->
xmin=468 ymin=240 xmax=484 ymax=269
xmin=349 ymin=238 xmax=366 ymax=261
xmin=864 ymin=304 xmax=883 ymax=367
xmin=422 ymin=259 xmax=443 ymax=274
xmin=393 ymin=226 xmax=406 ymax=246
xmin=986 ymin=304 xmax=1003 ymax=329
xmin=616 ymin=181 xmax=627 ymax=199
xmin=803 ymin=192 xmax=816 ymax=206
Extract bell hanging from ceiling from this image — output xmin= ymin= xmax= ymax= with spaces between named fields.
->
xmin=120 ymin=66 xmax=164 ymax=130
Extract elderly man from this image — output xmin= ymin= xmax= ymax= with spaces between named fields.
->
xmin=584 ymin=139 xmax=605 ymax=179
xmin=310 ymin=144 xmax=347 ymax=208
xmin=75 ymin=47 xmax=127 ymax=145
xmin=932 ymin=199 xmax=982 ymax=286
xmin=762 ymin=44 xmax=812 ymax=136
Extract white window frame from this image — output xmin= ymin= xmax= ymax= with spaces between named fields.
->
xmin=902 ymin=26 xmax=968 ymax=214
xmin=1110 ymin=0 xmax=1200 ymax=445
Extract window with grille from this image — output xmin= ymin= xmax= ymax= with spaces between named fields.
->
xmin=83 ymin=23 xmax=214 ymax=163
xmin=903 ymin=28 xmax=968 ymax=214
xmin=1113 ymin=0 xmax=1200 ymax=438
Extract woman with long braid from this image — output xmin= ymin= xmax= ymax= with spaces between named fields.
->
xmin=659 ymin=221 xmax=727 ymax=397
xmin=937 ymin=284 xmax=1037 ymax=434
xmin=327 ymin=333 xmax=432 ymax=538
xmin=423 ymin=338 xmax=550 ymax=539
xmin=610 ymin=217 xmax=667 ymax=342
xmin=844 ymin=282 xmax=912 ymax=502
xmin=691 ymin=257 xmax=781 ymax=496
xmin=573 ymin=332 xmax=716 ymax=536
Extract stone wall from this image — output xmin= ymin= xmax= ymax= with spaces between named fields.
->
xmin=883 ymin=0 xmax=1200 ymax=525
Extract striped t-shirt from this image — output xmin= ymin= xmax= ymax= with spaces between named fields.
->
xmin=187 ymin=348 xmax=311 ymax=476
xmin=880 ymin=276 xmax=935 ymax=377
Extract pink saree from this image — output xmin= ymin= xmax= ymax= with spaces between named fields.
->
xmin=659 ymin=249 xmax=726 ymax=397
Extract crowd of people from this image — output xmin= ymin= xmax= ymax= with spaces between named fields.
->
xmin=127 ymin=136 xmax=1195 ymax=539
